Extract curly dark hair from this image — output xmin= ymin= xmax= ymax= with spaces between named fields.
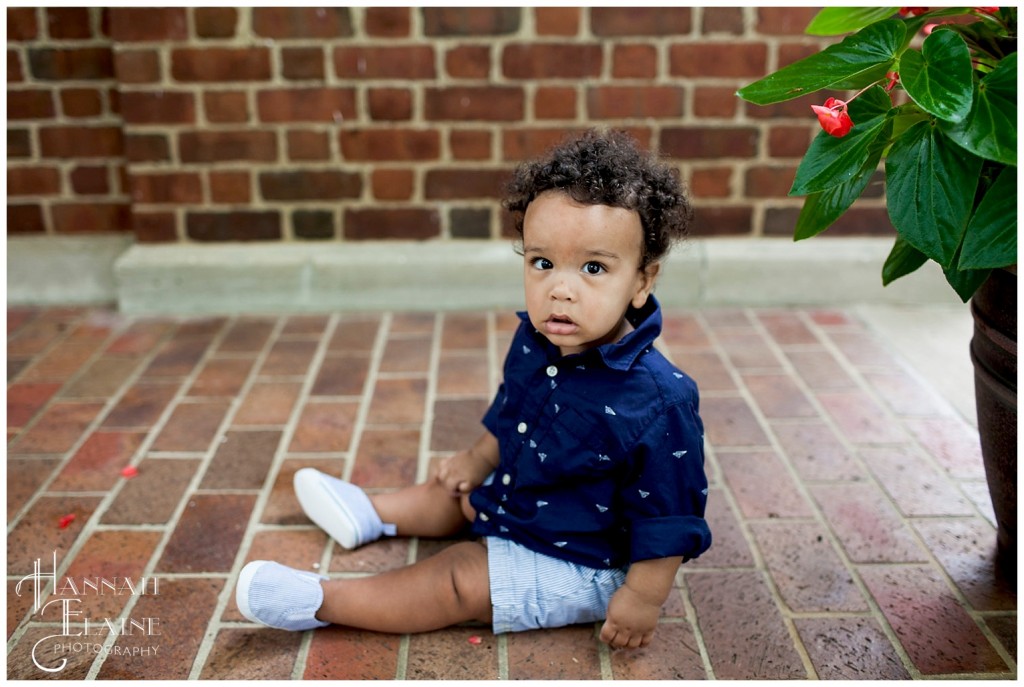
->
xmin=503 ymin=129 xmax=692 ymax=268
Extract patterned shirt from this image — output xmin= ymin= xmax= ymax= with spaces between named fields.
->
xmin=470 ymin=296 xmax=712 ymax=569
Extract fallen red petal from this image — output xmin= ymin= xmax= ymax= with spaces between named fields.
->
xmin=468 ymin=635 xmax=482 ymax=645
xmin=121 ymin=465 xmax=139 ymax=478
xmin=58 ymin=513 xmax=76 ymax=529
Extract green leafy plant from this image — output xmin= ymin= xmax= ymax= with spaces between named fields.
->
xmin=737 ymin=7 xmax=1016 ymax=301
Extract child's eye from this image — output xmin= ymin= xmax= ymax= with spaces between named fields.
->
xmin=531 ymin=257 xmax=553 ymax=270
xmin=582 ymin=262 xmax=605 ymax=275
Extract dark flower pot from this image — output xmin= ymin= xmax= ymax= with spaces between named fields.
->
xmin=970 ymin=268 xmax=1017 ymax=579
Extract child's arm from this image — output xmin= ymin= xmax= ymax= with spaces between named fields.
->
xmin=436 ymin=430 xmax=500 ymax=496
xmin=600 ymin=556 xmax=683 ymax=649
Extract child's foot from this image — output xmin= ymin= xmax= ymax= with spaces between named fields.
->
xmin=293 ymin=468 xmax=396 ymax=549
xmin=236 ymin=560 xmax=330 ymax=631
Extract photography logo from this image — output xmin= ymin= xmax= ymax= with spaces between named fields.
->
xmin=15 ymin=551 xmax=162 ymax=674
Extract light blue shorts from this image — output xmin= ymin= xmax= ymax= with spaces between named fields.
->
xmin=486 ymin=536 xmax=628 ymax=634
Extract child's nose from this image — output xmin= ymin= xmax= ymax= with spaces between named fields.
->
xmin=550 ymin=276 xmax=576 ymax=301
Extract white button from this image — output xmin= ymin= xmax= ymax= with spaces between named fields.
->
xmin=546 ymin=365 xmax=558 ymax=377
xmin=517 ymin=422 xmax=527 ymax=434
xmin=501 ymin=473 xmax=512 ymax=486
xmin=479 ymin=512 xmax=489 ymax=521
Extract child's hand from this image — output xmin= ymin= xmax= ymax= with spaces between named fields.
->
xmin=599 ymin=583 xmax=660 ymax=649
xmin=436 ymin=449 xmax=492 ymax=496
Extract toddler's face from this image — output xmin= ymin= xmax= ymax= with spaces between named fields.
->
xmin=521 ymin=191 xmax=658 ymax=357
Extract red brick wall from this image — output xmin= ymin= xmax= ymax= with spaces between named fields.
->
xmin=7 ymin=7 xmax=893 ymax=245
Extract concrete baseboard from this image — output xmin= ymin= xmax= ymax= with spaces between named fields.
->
xmin=7 ymin=236 xmax=964 ymax=314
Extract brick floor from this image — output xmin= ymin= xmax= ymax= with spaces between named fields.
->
xmin=6 ymin=305 xmax=1016 ymax=679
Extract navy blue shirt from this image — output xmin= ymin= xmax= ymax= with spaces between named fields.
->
xmin=470 ymin=296 xmax=712 ymax=569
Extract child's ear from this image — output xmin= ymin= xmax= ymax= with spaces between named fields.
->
xmin=632 ymin=261 xmax=661 ymax=308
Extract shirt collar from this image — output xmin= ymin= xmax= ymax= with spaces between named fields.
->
xmin=517 ymin=295 xmax=663 ymax=371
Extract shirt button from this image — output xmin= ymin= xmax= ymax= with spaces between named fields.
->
xmin=501 ymin=473 xmax=512 ymax=486
xmin=517 ymin=422 xmax=527 ymax=434
xmin=546 ymin=365 xmax=558 ymax=378
xmin=479 ymin=512 xmax=490 ymax=522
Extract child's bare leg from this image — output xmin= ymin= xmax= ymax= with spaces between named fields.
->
xmin=316 ymin=540 xmax=491 ymax=633
xmin=369 ymin=479 xmax=476 ymax=538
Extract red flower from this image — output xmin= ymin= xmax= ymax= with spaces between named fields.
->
xmin=885 ymin=71 xmax=901 ymax=92
xmin=811 ymin=98 xmax=854 ymax=137
xmin=975 ymin=7 xmax=1000 ymax=14
xmin=899 ymin=7 xmax=931 ymax=16
xmin=58 ymin=513 xmax=76 ymax=529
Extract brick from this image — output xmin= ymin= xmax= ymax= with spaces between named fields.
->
xmin=772 ymin=420 xmax=863 ymax=481
xmin=340 ymin=129 xmax=439 ymax=161
xmin=757 ymin=7 xmax=820 ymax=35
xmin=670 ymin=42 xmax=767 ymax=77
xmin=252 ymin=7 xmax=353 ymax=38
xmin=257 ymin=87 xmax=356 ymax=122
xmin=502 ymin=43 xmax=602 ymax=79
xmin=688 ymin=571 xmax=807 ymax=679
xmin=28 ymin=47 xmax=114 ymax=80
xmin=719 ymin=450 xmax=814 ymax=518
xmin=158 ymin=494 xmax=255 ymax=573
xmin=171 ymin=48 xmax=271 ymax=82
xmin=8 ymin=8 xmax=39 ymax=40
xmin=11 ymin=401 xmax=105 ymax=454
xmin=293 ymin=210 xmax=335 ymax=239
xmin=406 ymin=627 xmax=500 ymax=679
xmin=120 ymin=90 xmax=195 ymax=124
xmin=503 ymin=128 xmax=580 ymax=162
xmin=703 ymin=6 xmax=745 ymax=34
xmin=612 ymin=44 xmax=657 ymax=79
xmin=449 ymin=207 xmax=490 ymax=238
xmin=859 ymin=565 xmax=1008 ymax=674
xmin=795 ymin=617 xmax=911 ymax=679
xmin=201 ymin=628 xmax=303 ymax=680
xmin=425 ymin=169 xmax=508 ymax=199
xmin=311 ymin=355 xmax=369 ymax=396
xmin=46 ymin=7 xmax=92 ymax=38
xmin=344 ymin=208 xmax=441 ymax=240
xmin=7 ymin=382 xmax=61 ymax=427
xmin=742 ymin=372 xmax=816 ymax=418
xmin=693 ymin=86 xmax=740 ymax=118
xmin=52 ymin=202 xmax=132 ymax=233
xmin=8 ymin=129 xmax=31 ymax=157
xmin=7 ymin=166 xmax=60 ymax=196
xmin=234 ymin=382 xmax=302 ymax=427
xmin=508 ymin=626 xmax=602 ymax=679
xmin=204 ymin=90 xmax=248 ymax=123
xmin=745 ymin=165 xmax=798 ymax=197
xmin=587 ymin=86 xmax=683 ymax=119
xmin=817 ymin=389 xmax=907 ymax=444
xmin=661 ymin=126 xmax=758 ymax=159
xmin=132 ymin=211 xmax=177 ymax=242
xmin=450 ymin=129 xmax=492 ymax=160
xmin=367 ymin=88 xmax=412 ymax=121
xmin=746 ymin=91 xmax=819 ymax=119
xmin=446 ymin=45 xmax=490 ymax=79
xmin=422 ymin=7 xmax=520 ymax=36
xmin=76 ymin=166 xmax=117 ymax=200
xmin=290 ymin=400 xmax=359 ymax=452
xmin=692 ymin=206 xmax=753 ymax=235
xmin=861 ymin=446 xmax=974 ymax=516
xmin=8 ymin=50 xmax=24 ymax=82
xmin=535 ymin=7 xmax=580 ymax=36
xmin=187 ymin=211 xmax=281 ymax=242
xmin=426 ymin=86 xmax=524 ymax=121
xmin=700 ymin=396 xmax=768 ymax=446
xmin=179 ymin=130 xmax=277 ymax=163
xmin=286 ymin=130 xmax=330 ymax=161
xmin=591 ymin=7 xmax=692 ymax=35
xmin=365 ymin=7 xmax=411 ymax=37
xmin=334 ymin=46 xmax=435 ymax=79
xmin=259 ymin=170 xmax=361 ymax=201
xmin=113 ymin=49 xmax=161 ymax=84
xmin=305 ymin=630 xmax=401 ymax=680
xmin=430 ymin=398 xmax=490 ymax=451
xmin=914 ymin=518 xmax=1016 ymax=611
xmin=282 ymin=46 xmax=324 ymax=81
xmin=8 ymin=89 xmax=55 ymax=120
xmin=125 ymin=133 xmax=170 ymax=162
xmin=202 ymin=429 xmax=281 ymax=489
xmin=109 ymin=7 xmax=188 ymax=41
xmin=690 ymin=167 xmax=732 ymax=198
xmin=371 ymin=169 xmax=415 ymax=200
xmin=751 ymin=521 xmax=868 ymax=612
xmin=131 ymin=172 xmax=203 ymax=204
xmin=534 ymin=86 xmax=576 ymax=120
xmin=194 ymin=7 xmax=237 ymax=38
xmin=60 ymin=87 xmax=103 ymax=117
xmin=769 ymin=125 xmax=814 ymax=157
xmin=812 ymin=482 xmax=926 ymax=563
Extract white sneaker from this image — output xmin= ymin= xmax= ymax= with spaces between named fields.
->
xmin=293 ymin=468 xmax=396 ymax=549
xmin=236 ymin=560 xmax=330 ymax=631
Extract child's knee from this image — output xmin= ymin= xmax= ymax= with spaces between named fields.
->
xmin=447 ymin=542 xmax=491 ymax=622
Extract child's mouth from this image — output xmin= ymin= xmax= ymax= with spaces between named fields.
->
xmin=544 ymin=314 xmax=578 ymax=336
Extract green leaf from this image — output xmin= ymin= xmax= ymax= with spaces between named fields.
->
xmin=882 ymin=236 xmax=929 ymax=285
xmin=805 ymin=8 xmax=900 ymax=36
xmin=885 ymin=121 xmax=983 ymax=268
xmin=737 ymin=19 xmax=905 ymax=105
xmin=939 ymin=52 xmax=1017 ymax=164
xmin=943 ymin=260 xmax=991 ymax=302
xmin=959 ymin=166 xmax=1018 ymax=270
xmin=791 ymin=114 xmax=888 ymax=195
xmin=899 ymin=30 xmax=974 ymax=123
